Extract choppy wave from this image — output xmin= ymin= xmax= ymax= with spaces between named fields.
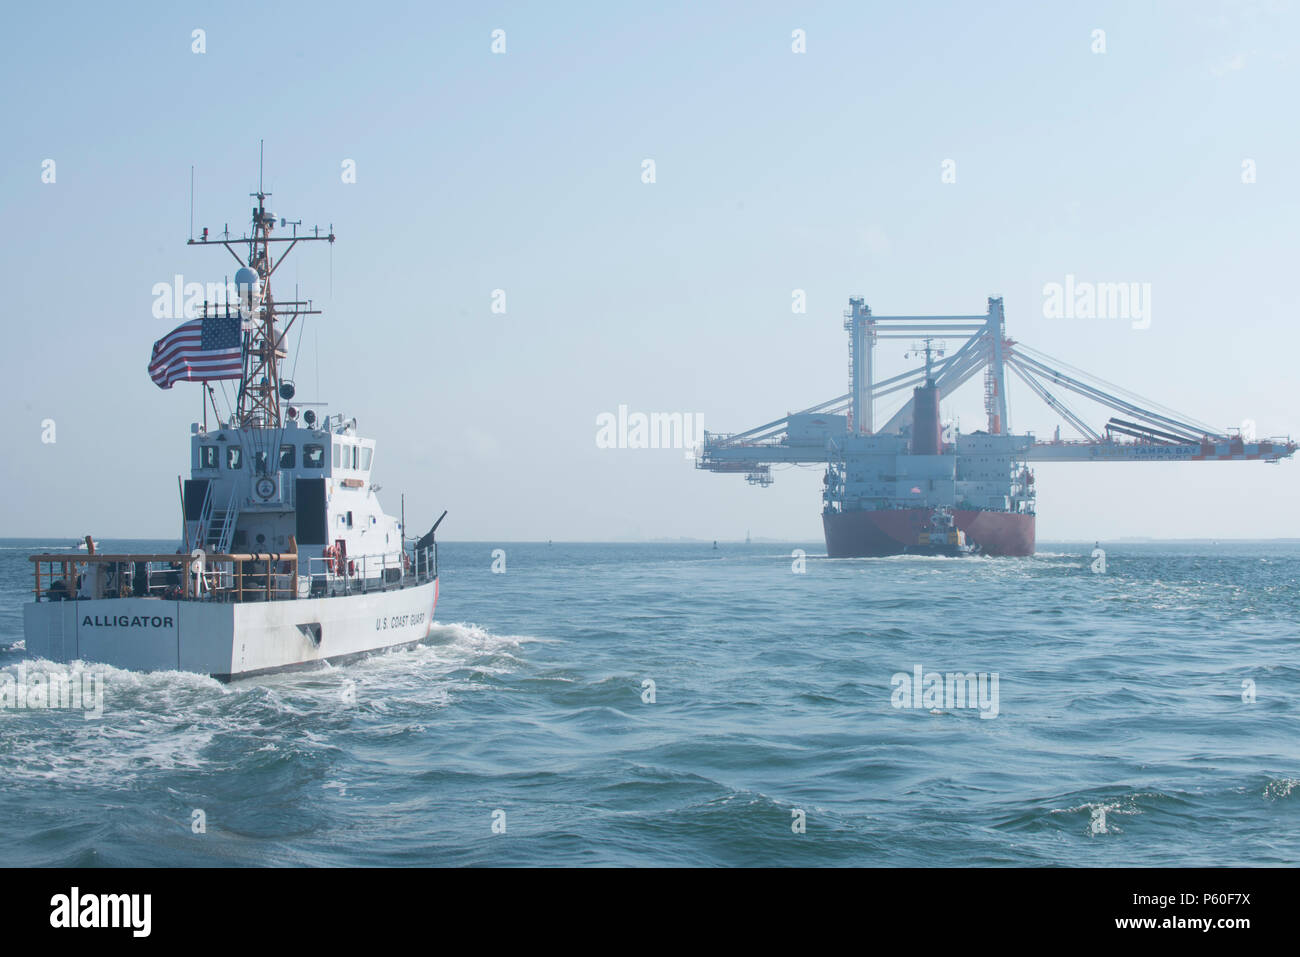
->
xmin=1 ymin=540 xmax=1297 ymax=865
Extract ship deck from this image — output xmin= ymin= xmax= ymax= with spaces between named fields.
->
xmin=28 ymin=546 xmax=436 ymax=605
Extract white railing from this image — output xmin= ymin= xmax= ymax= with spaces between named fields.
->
xmin=300 ymin=544 xmax=438 ymax=598
xmin=30 ymin=542 xmax=437 ymax=605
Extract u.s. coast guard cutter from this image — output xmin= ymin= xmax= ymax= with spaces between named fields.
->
xmin=23 ymin=181 xmax=444 ymax=680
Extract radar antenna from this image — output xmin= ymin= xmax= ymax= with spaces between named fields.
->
xmin=905 ymin=338 xmax=947 ymax=385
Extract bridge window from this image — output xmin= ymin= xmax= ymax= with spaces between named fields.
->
xmin=199 ymin=446 xmax=218 ymax=470
xmin=303 ymin=444 xmax=324 ymax=469
xmin=255 ymin=450 xmax=268 ymax=474
xmin=334 ymin=442 xmax=360 ymax=470
xmin=226 ymin=447 xmax=243 ymax=470
xmin=360 ymin=447 xmax=373 ymax=470
xmin=280 ymin=444 xmax=296 ymax=469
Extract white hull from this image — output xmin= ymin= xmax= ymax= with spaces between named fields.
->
xmin=22 ymin=579 xmax=438 ymax=681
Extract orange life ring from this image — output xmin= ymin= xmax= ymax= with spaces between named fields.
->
xmin=324 ymin=544 xmax=338 ymax=574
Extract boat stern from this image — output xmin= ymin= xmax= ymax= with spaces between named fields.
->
xmin=22 ymin=598 xmax=236 ymax=674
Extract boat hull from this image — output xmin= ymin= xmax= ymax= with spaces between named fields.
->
xmin=21 ymin=579 xmax=438 ymax=681
xmin=823 ymin=509 xmax=1035 ymax=557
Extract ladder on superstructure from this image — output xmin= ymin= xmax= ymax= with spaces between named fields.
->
xmin=196 ymin=485 xmax=239 ymax=555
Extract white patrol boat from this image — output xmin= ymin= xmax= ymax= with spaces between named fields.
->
xmin=23 ymin=178 xmax=444 ymax=680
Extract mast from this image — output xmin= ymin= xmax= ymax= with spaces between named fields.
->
xmin=187 ymin=154 xmax=334 ymax=431
xmin=905 ymin=337 xmax=946 ymax=386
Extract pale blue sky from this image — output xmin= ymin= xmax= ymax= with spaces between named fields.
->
xmin=2 ymin=1 xmax=1296 ymax=541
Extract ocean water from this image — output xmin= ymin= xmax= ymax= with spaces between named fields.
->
xmin=1 ymin=538 xmax=1296 ymax=867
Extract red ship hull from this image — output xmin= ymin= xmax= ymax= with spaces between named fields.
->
xmin=823 ymin=508 xmax=1035 ymax=557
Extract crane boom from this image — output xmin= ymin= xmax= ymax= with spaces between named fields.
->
xmin=697 ymin=295 xmax=1294 ymax=556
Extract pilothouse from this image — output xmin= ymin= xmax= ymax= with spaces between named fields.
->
xmin=187 ymin=411 xmax=405 ymax=597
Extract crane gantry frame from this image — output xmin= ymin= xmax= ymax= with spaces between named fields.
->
xmin=698 ymin=296 xmax=1296 ymax=480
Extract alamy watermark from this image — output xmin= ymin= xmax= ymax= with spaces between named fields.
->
xmin=595 ymin=405 xmax=704 ymax=459
xmin=152 ymin=274 xmax=259 ymax=321
xmin=1 ymin=664 xmax=105 ymax=719
xmin=1042 ymin=274 xmax=1151 ymax=330
xmin=50 ymin=887 xmax=151 ymax=937
xmin=891 ymin=664 xmax=999 ymax=719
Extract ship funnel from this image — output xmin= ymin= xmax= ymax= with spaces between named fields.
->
xmin=912 ymin=381 xmax=942 ymax=455
xmin=907 ymin=337 xmax=944 ymax=455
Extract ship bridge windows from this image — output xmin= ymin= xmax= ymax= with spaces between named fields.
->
xmin=255 ymin=450 xmax=269 ymax=474
xmin=280 ymin=444 xmax=296 ymax=469
xmin=333 ymin=442 xmax=359 ymax=470
xmin=226 ymin=446 xmax=243 ymax=470
xmin=199 ymin=445 xmax=219 ymax=471
xmin=303 ymin=444 xmax=325 ymax=469
xmin=326 ymin=441 xmax=378 ymax=472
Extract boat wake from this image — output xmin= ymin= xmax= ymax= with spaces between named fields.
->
xmin=0 ymin=621 xmax=537 ymax=789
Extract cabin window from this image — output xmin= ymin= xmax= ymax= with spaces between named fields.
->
xmin=303 ymin=444 xmax=324 ymax=469
xmin=360 ymin=447 xmax=373 ymax=470
xmin=280 ymin=444 xmax=296 ymax=469
xmin=346 ymin=511 xmax=354 ymax=529
xmin=226 ymin=447 xmax=243 ymax=470
xmin=255 ymin=451 xmax=268 ymax=474
xmin=333 ymin=443 xmax=341 ymax=468
xmin=200 ymin=446 xmax=218 ymax=470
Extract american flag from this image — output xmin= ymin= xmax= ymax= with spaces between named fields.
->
xmin=148 ymin=314 xmax=244 ymax=389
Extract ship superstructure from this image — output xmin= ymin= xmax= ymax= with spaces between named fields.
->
xmin=699 ymin=296 xmax=1295 ymax=557
xmin=24 ymin=174 xmax=444 ymax=679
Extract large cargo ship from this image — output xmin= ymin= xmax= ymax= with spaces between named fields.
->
xmin=820 ymin=340 xmax=1036 ymax=557
xmin=699 ymin=296 xmax=1295 ymax=557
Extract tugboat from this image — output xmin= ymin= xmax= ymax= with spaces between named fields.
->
xmin=902 ymin=507 xmax=979 ymax=557
xmin=23 ymin=175 xmax=444 ymax=680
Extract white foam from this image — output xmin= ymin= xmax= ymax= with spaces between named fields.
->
xmin=0 ymin=621 xmax=536 ymax=788
xmin=1264 ymin=778 xmax=1298 ymax=801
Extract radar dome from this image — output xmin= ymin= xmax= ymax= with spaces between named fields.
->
xmin=234 ymin=266 xmax=262 ymax=317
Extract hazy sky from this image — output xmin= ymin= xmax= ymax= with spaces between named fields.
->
xmin=2 ymin=1 xmax=1296 ymax=542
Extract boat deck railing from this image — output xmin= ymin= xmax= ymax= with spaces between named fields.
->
xmin=29 ymin=544 xmax=437 ymax=604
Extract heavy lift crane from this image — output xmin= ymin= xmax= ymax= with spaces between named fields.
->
xmin=698 ymin=296 xmax=1296 ymax=485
